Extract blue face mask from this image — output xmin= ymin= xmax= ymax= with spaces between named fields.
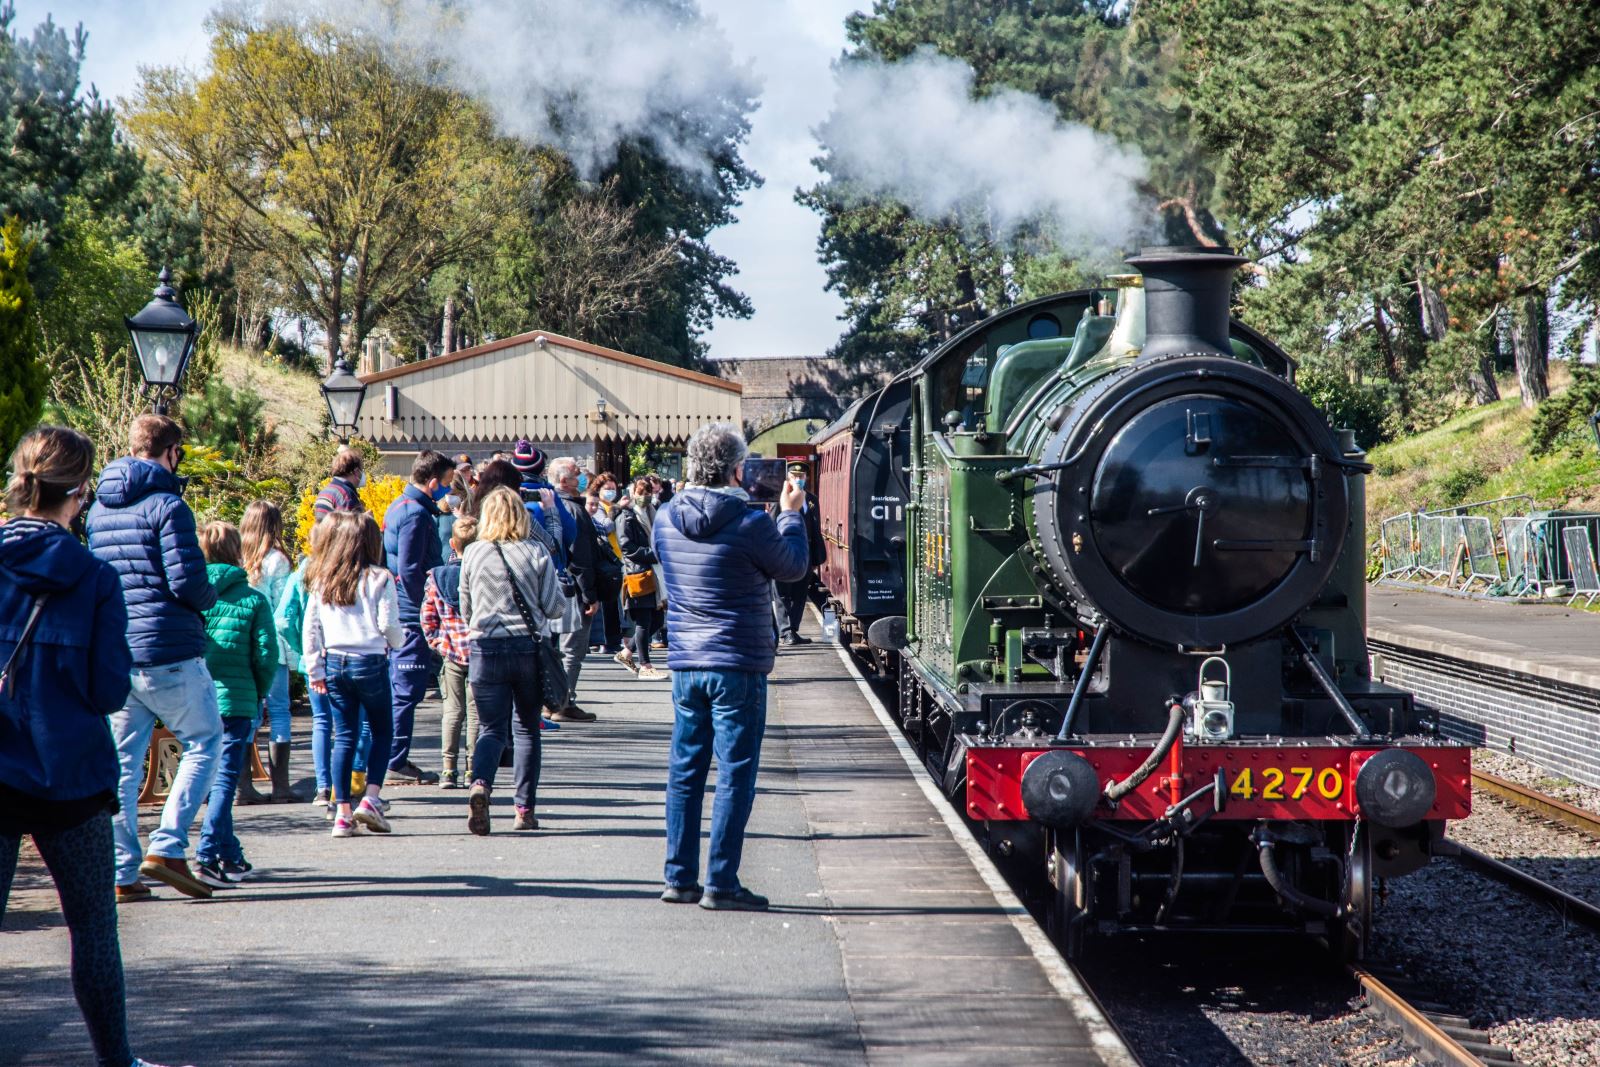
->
xmin=577 ymin=473 xmax=590 ymax=492
xmin=431 ymin=483 xmax=451 ymax=502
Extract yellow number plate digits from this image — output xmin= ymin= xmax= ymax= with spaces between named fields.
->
xmin=1230 ymin=765 xmax=1344 ymax=805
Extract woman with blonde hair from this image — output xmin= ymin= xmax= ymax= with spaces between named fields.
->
xmin=304 ymin=513 xmax=403 ymax=838
xmin=240 ymin=500 xmax=296 ymax=801
xmin=459 ymin=487 xmax=564 ymax=835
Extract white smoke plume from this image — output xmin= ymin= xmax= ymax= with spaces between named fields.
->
xmin=817 ymin=48 xmax=1149 ymax=252
xmin=263 ymin=0 xmax=761 ymax=178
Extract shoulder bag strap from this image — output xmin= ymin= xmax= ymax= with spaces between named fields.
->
xmin=492 ymin=543 xmax=542 ymax=649
xmin=0 ymin=595 xmax=51 ymax=699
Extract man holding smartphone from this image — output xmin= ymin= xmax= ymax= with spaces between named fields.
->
xmin=775 ymin=462 xmax=824 ymax=646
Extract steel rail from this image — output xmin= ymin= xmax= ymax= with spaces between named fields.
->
xmin=1452 ymin=842 xmax=1600 ymax=933
xmin=1472 ymin=770 xmax=1600 ymax=839
xmin=1348 ymin=967 xmax=1488 ymax=1067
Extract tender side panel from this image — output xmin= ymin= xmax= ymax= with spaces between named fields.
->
xmin=816 ymin=427 xmax=857 ymax=615
xmin=966 ymin=744 xmax=1472 ymax=823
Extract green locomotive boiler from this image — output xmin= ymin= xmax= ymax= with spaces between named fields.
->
xmin=868 ymin=246 xmax=1469 ymax=958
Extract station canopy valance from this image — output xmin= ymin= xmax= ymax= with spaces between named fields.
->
xmin=355 ymin=330 xmax=742 ymax=445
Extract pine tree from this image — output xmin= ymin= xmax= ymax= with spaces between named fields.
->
xmin=0 ymin=215 xmax=44 ymax=463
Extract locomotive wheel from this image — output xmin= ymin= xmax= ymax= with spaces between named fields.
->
xmin=1047 ymin=829 xmax=1091 ymax=960
xmin=1337 ymin=823 xmax=1373 ymax=963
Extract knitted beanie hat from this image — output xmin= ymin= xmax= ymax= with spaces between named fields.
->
xmin=511 ymin=439 xmax=546 ymax=477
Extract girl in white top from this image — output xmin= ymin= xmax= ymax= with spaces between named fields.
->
xmin=304 ymin=512 xmax=404 ymax=837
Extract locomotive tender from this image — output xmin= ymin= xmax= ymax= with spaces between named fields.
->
xmin=818 ymin=246 xmax=1470 ymax=959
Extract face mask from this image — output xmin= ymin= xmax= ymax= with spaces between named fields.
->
xmin=650 ymin=494 xmax=660 ymax=506
xmin=445 ymin=494 xmax=462 ymax=510
xmin=358 ymin=471 xmax=368 ymax=489
xmin=431 ymin=483 xmax=451 ymax=502
xmin=601 ymin=488 xmax=617 ymax=503
xmin=577 ymin=474 xmax=589 ymax=492
xmin=793 ymin=477 xmax=806 ymax=490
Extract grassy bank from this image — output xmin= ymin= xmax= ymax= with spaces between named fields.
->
xmin=212 ymin=344 xmax=326 ymax=448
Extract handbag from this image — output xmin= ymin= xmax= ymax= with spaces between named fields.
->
xmin=0 ymin=595 xmax=50 ymax=699
xmin=623 ymin=569 xmax=657 ymax=599
xmin=493 ymin=544 xmax=570 ymax=710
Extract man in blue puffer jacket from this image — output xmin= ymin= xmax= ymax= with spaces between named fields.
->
xmin=654 ymin=423 xmax=808 ymax=913
xmin=86 ymin=414 xmax=221 ymax=901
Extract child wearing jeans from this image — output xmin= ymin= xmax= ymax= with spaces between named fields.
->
xmin=194 ymin=522 xmax=279 ymax=886
xmin=276 ymin=518 xmax=335 ymax=816
xmin=423 ymin=516 xmax=478 ymax=788
xmin=241 ymin=501 xmax=296 ymax=801
xmin=304 ymin=512 xmax=403 ymax=837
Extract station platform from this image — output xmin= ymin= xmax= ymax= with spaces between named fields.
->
xmin=1368 ymin=582 xmax=1600 ymax=789
xmin=0 ymin=625 xmax=1131 ymax=1066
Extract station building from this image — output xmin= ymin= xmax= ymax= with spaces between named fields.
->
xmin=354 ymin=329 xmax=743 ymax=478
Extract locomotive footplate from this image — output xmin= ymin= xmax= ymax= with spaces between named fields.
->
xmin=965 ymin=738 xmax=1471 ymax=824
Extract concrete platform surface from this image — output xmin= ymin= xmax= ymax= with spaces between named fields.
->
xmin=0 ymin=627 xmax=1127 ymax=1066
xmin=1369 ymin=582 xmax=1600 ymax=689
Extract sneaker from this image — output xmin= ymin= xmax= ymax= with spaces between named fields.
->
xmin=540 ymin=718 xmax=560 ymax=732
xmin=614 ymin=649 xmax=637 ymax=672
xmin=353 ymin=798 xmax=392 ymax=834
xmin=331 ymin=816 xmax=357 ymax=838
xmin=194 ymin=861 xmax=239 ymax=889
xmin=650 ymin=639 xmax=668 ymax=650
xmin=636 ymin=665 xmax=667 ymax=680
xmin=780 ymin=633 xmax=799 ymax=647
xmin=350 ymin=770 xmax=367 ymax=795
xmin=699 ymin=887 xmax=769 ymax=911
xmin=661 ymin=883 xmax=703 ymax=904
xmin=373 ymin=795 xmax=391 ymax=814
xmin=311 ymin=788 xmax=331 ymax=808
xmin=790 ymin=634 xmax=812 ymax=645
xmin=440 ymin=770 xmax=461 ymax=789
xmin=387 ymin=761 xmax=439 ymax=785
xmin=116 ymin=882 xmax=153 ymax=904
xmin=138 ymin=855 xmax=213 ymax=900
xmin=221 ymin=858 xmax=255 ymax=881
xmin=551 ymin=705 xmax=597 ymax=723
xmin=467 ymin=781 xmax=491 ymax=836
xmin=513 ymin=806 xmax=538 ymax=831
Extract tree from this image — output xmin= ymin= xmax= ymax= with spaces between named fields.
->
xmin=0 ymin=216 xmax=44 ymax=461
xmin=130 ymin=13 xmax=521 ymax=370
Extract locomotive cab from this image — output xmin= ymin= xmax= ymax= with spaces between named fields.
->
xmin=879 ymin=246 xmax=1470 ymax=960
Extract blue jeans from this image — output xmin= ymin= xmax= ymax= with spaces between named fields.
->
xmin=262 ymin=664 xmax=291 ymax=743
xmin=327 ymin=653 xmax=394 ymax=803
xmin=664 ymin=669 xmax=768 ymax=894
xmin=110 ymin=658 xmax=224 ymax=886
xmin=308 ymin=686 xmax=332 ymax=793
xmin=389 ymin=627 xmax=434 ymax=771
xmin=468 ymin=638 xmax=542 ymax=810
xmin=197 ymin=716 xmax=256 ymax=865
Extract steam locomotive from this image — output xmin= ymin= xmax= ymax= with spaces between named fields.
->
xmin=812 ymin=246 xmax=1470 ymax=959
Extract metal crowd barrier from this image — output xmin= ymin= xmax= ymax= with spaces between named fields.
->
xmin=1378 ymin=513 xmax=1417 ymax=578
xmin=1378 ymin=505 xmax=1600 ymax=600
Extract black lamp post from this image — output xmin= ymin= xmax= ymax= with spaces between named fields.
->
xmin=320 ymin=358 xmax=368 ymax=442
xmin=125 ymin=267 xmax=199 ymax=415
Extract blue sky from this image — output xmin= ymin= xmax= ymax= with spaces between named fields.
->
xmin=11 ymin=0 xmax=859 ymax=360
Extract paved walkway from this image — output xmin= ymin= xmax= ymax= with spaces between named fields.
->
xmin=1 ymin=627 xmax=1125 ymax=1067
xmin=1369 ymin=582 xmax=1600 ymax=689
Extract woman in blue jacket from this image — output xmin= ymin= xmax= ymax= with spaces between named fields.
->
xmin=0 ymin=426 xmax=178 ymax=1067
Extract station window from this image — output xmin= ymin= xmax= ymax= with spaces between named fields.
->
xmin=1027 ymin=313 xmax=1062 ymax=339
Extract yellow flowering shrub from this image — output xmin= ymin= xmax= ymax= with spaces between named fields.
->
xmin=293 ymin=474 xmax=410 ymax=556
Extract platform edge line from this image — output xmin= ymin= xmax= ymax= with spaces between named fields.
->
xmin=824 ymin=638 xmax=1139 ymax=1067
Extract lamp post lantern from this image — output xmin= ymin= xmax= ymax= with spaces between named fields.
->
xmin=596 ymin=397 xmax=608 ymax=419
xmin=320 ymin=358 xmax=368 ymax=442
xmin=125 ymin=266 xmax=199 ymax=415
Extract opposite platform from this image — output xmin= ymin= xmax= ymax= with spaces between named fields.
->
xmin=0 ymin=624 xmax=1130 ymax=1066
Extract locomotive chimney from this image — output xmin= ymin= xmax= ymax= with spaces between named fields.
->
xmin=1125 ymin=245 xmax=1250 ymax=361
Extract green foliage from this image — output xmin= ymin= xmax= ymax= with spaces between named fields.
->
xmin=179 ymin=378 xmax=278 ymax=464
xmin=32 ymin=198 xmax=150 ymax=367
xmin=1431 ymin=464 xmax=1488 ymax=506
xmin=1295 ymin=365 xmax=1391 ymax=449
xmin=1529 ymin=364 xmax=1600 ymax=457
xmin=627 ymin=441 xmax=654 ymax=480
xmin=177 ymin=444 xmax=292 ymax=528
xmin=0 ymin=215 xmax=44 ymax=461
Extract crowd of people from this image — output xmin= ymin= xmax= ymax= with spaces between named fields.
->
xmin=0 ymin=414 xmax=818 ymax=1067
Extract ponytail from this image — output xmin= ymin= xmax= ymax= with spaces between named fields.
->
xmin=5 ymin=427 xmax=94 ymax=516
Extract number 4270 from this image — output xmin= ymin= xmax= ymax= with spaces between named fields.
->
xmin=1231 ymin=766 xmax=1343 ymax=802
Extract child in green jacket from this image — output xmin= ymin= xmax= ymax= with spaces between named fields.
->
xmin=194 ymin=521 xmax=279 ymax=886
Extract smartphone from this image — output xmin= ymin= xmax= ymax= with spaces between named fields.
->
xmin=740 ymin=458 xmax=787 ymax=504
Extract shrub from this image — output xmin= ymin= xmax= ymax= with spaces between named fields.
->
xmin=181 ymin=378 xmax=278 ymax=463
xmin=293 ymin=473 xmax=409 ymax=557
xmin=1296 ymin=365 xmax=1391 ymax=449
xmin=0 ymin=217 xmax=45 ymax=463
xmin=1529 ymin=363 xmax=1600 ymax=457
xmin=1433 ymin=464 xmax=1488 ymax=506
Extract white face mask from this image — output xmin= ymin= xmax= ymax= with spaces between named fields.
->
xmin=358 ymin=471 xmax=368 ymax=489
xmin=601 ymin=488 xmax=617 ymax=502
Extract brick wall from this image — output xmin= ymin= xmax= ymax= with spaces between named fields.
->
xmin=1370 ymin=640 xmax=1600 ymax=789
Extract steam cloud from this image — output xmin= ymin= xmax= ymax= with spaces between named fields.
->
xmin=817 ymin=48 xmax=1149 ymax=251
xmin=267 ymin=0 xmax=760 ymax=178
